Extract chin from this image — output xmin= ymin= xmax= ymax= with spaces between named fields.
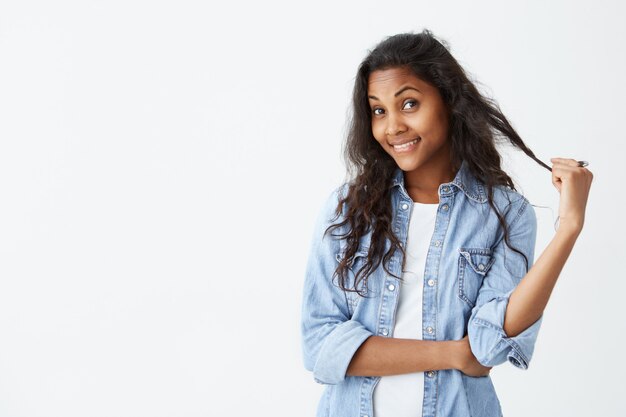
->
xmin=393 ymin=157 xmax=423 ymax=172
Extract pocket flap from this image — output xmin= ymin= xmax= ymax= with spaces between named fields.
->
xmin=336 ymin=247 xmax=369 ymax=266
xmin=459 ymin=247 xmax=495 ymax=275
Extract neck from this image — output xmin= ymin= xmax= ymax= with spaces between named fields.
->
xmin=403 ymin=160 xmax=459 ymax=204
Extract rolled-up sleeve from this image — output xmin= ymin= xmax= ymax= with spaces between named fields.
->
xmin=467 ymin=196 xmax=544 ymax=370
xmin=300 ymin=185 xmax=373 ymax=385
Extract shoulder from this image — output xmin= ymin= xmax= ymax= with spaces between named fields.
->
xmin=491 ymin=183 xmax=527 ymax=205
xmin=313 ymin=183 xmax=349 ymax=230
xmin=321 ymin=182 xmax=351 ymax=213
xmin=490 ymin=184 xmax=535 ymax=229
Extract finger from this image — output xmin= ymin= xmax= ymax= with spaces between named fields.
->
xmin=550 ymin=157 xmax=582 ymax=167
xmin=551 ymin=161 xmax=583 ymax=183
xmin=553 ymin=163 xmax=588 ymax=183
xmin=551 ymin=169 xmax=562 ymax=192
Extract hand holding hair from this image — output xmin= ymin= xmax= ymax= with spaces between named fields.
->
xmin=550 ymin=157 xmax=593 ymax=235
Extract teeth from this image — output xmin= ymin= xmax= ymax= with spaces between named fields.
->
xmin=394 ymin=138 xmax=419 ymax=149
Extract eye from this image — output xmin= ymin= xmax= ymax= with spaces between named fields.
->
xmin=371 ymin=100 xmax=418 ymax=116
xmin=403 ymin=99 xmax=418 ymax=110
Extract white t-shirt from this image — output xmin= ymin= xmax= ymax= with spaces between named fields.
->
xmin=373 ymin=200 xmax=439 ymax=417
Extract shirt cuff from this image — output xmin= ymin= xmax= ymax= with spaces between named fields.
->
xmin=468 ymin=292 xmax=543 ymax=370
xmin=312 ymin=319 xmax=373 ymax=384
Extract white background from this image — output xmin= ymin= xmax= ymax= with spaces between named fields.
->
xmin=0 ymin=1 xmax=624 ymax=416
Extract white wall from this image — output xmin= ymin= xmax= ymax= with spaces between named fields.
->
xmin=0 ymin=0 xmax=623 ymax=416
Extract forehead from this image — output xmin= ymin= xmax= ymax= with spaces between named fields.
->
xmin=367 ymin=66 xmax=432 ymax=95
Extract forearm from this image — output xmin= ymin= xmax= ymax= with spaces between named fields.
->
xmin=503 ymin=226 xmax=580 ymax=337
xmin=346 ymin=336 xmax=461 ymax=377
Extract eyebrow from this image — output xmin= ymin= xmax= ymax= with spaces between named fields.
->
xmin=368 ymin=86 xmax=421 ymax=101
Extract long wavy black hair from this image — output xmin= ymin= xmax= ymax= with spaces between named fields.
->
xmin=325 ymin=29 xmax=551 ymax=297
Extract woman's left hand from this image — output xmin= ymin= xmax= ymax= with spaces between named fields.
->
xmin=550 ymin=157 xmax=594 ymax=234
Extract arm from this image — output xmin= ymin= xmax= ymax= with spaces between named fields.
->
xmin=300 ymin=185 xmax=374 ymax=385
xmin=503 ymin=226 xmax=578 ymax=338
xmin=468 ymin=157 xmax=592 ymax=370
xmin=346 ymin=336 xmax=462 ymax=376
xmin=467 ymin=196 xmax=544 ymax=370
xmin=503 ymin=154 xmax=591 ymax=337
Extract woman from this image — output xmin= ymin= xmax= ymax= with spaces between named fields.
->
xmin=300 ymin=30 xmax=593 ymax=417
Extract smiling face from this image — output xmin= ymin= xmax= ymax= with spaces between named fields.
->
xmin=367 ymin=66 xmax=453 ymax=175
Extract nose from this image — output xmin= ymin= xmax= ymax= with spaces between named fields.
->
xmin=385 ymin=112 xmax=407 ymax=136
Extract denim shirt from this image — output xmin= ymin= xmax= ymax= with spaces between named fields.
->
xmin=300 ymin=160 xmax=544 ymax=417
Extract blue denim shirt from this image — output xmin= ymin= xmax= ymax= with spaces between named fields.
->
xmin=300 ymin=160 xmax=544 ymax=417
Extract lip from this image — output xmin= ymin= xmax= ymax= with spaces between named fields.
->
xmin=389 ymin=137 xmax=420 ymax=146
xmin=389 ymin=137 xmax=421 ymax=153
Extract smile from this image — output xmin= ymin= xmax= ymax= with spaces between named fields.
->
xmin=392 ymin=138 xmax=420 ymax=152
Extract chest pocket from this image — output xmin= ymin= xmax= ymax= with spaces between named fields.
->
xmin=457 ymin=247 xmax=496 ymax=308
xmin=335 ymin=247 xmax=370 ymax=316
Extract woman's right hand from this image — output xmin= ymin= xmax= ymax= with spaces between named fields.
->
xmin=456 ymin=335 xmax=492 ymax=377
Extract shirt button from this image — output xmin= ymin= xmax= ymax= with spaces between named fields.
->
xmin=434 ymin=240 xmax=441 ymax=247
xmin=478 ymin=263 xmax=485 ymax=271
xmin=441 ymin=204 xmax=449 ymax=211
xmin=381 ymin=328 xmax=389 ymax=336
xmin=387 ymin=283 xmax=395 ymax=291
xmin=426 ymin=371 xmax=436 ymax=377
xmin=427 ymin=279 xmax=435 ymax=286
xmin=426 ymin=326 xmax=434 ymax=334
xmin=401 ymin=203 xmax=409 ymax=210
xmin=443 ymin=186 xmax=450 ymax=192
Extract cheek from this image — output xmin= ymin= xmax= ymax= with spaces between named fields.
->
xmin=419 ymin=109 xmax=447 ymax=138
xmin=371 ymin=121 xmax=384 ymax=142
xmin=430 ymin=106 xmax=450 ymax=134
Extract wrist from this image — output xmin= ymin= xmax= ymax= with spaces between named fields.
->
xmin=449 ymin=340 xmax=467 ymax=370
xmin=556 ymin=218 xmax=583 ymax=237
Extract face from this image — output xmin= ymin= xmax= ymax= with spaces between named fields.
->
xmin=367 ymin=66 xmax=452 ymax=173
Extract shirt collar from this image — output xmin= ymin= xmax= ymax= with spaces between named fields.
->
xmin=390 ymin=159 xmax=488 ymax=204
